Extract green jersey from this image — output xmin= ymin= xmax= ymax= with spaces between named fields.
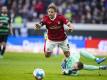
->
xmin=0 ymin=14 xmax=11 ymax=35
xmin=64 ymin=51 xmax=80 ymax=76
xmin=66 ymin=51 xmax=80 ymax=70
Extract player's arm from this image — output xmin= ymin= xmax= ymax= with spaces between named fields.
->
xmin=35 ymin=17 xmax=45 ymax=30
xmin=61 ymin=15 xmax=74 ymax=32
xmin=66 ymin=22 xmax=74 ymax=32
xmin=35 ymin=23 xmax=42 ymax=30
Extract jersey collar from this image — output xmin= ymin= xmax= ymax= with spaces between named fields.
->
xmin=50 ymin=13 xmax=57 ymax=21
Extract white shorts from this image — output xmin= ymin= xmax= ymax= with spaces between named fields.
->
xmin=44 ymin=39 xmax=70 ymax=52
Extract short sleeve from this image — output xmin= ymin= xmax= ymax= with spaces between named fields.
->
xmin=60 ymin=15 xmax=69 ymax=25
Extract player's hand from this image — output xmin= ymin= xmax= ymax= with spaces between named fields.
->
xmin=66 ymin=22 xmax=74 ymax=32
xmin=35 ymin=24 xmax=41 ymax=30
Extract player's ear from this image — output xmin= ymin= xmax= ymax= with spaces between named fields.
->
xmin=77 ymin=62 xmax=83 ymax=70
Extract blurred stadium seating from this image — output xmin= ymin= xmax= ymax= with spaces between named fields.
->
xmin=0 ymin=0 xmax=107 ymax=23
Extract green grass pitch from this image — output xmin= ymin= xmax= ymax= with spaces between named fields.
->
xmin=0 ymin=52 xmax=107 ymax=80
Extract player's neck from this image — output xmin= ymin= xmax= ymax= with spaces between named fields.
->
xmin=50 ymin=14 xmax=57 ymax=21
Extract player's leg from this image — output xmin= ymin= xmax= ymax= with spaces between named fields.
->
xmin=71 ymin=62 xmax=107 ymax=71
xmin=0 ymin=37 xmax=4 ymax=58
xmin=0 ymin=43 xmax=2 ymax=58
xmin=83 ymin=64 xmax=107 ymax=70
xmin=56 ymin=44 xmax=60 ymax=55
xmin=80 ymin=50 xmax=106 ymax=64
xmin=0 ymin=46 xmax=3 ymax=58
xmin=44 ymin=40 xmax=56 ymax=58
xmin=0 ymin=35 xmax=8 ymax=56
xmin=0 ymin=37 xmax=2 ymax=53
xmin=0 ymin=42 xmax=6 ymax=56
xmin=59 ymin=39 xmax=70 ymax=58
xmin=44 ymin=39 xmax=46 ymax=53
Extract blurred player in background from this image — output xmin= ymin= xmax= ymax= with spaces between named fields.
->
xmin=61 ymin=49 xmax=106 ymax=76
xmin=35 ymin=3 xmax=74 ymax=58
xmin=0 ymin=6 xmax=13 ymax=58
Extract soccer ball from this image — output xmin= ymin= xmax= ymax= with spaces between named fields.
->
xmin=33 ymin=68 xmax=45 ymax=80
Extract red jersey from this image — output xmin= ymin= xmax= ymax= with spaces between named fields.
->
xmin=41 ymin=14 xmax=69 ymax=41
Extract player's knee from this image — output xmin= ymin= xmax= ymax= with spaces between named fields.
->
xmin=44 ymin=52 xmax=51 ymax=58
xmin=64 ymin=51 xmax=70 ymax=58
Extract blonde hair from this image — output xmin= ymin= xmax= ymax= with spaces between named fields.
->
xmin=48 ymin=3 xmax=57 ymax=12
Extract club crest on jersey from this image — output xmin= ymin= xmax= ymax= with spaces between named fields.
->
xmin=58 ymin=21 xmax=60 ymax=25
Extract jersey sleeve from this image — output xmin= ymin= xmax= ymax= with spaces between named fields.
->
xmin=40 ymin=16 xmax=46 ymax=26
xmin=60 ymin=15 xmax=69 ymax=25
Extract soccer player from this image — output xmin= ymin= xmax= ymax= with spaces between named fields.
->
xmin=61 ymin=49 xmax=106 ymax=76
xmin=35 ymin=3 xmax=74 ymax=58
xmin=0 ymin=6 xmax=13 ymax=58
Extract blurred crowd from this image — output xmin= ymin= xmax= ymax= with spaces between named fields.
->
xmin=0 ymin=0 xmax=107 ymax=24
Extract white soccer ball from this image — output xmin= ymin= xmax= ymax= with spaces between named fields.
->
xmin=33 ymin=68 xmax=45 ymax=80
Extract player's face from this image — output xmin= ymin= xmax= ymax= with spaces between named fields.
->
xmin=1 ymin=6 xmax=8 ymax=14
xmin=47 ymin=8 xmax=56 ymax=19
